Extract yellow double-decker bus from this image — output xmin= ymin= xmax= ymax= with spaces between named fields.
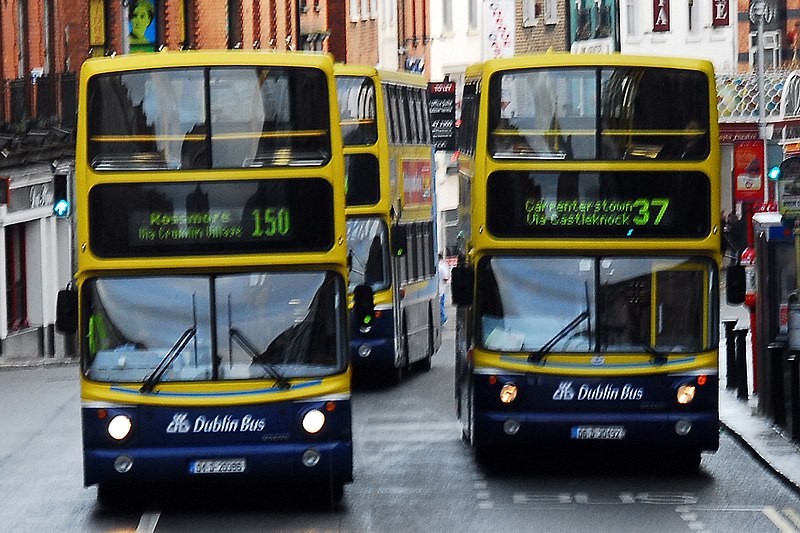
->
xmin=451 ymin=54 xmax=720 ymax=468
xmin=335 ymin=65 xmax=440 ymax=385
xmin=56 ymin=51 xmax=353 ymax=505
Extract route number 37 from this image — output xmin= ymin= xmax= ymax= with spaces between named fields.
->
xmin=632 ymin=198 xmax=669 ymax=226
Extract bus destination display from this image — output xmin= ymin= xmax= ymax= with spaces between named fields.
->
xmin=487 ymin=171 xmax=710 ymax=238
xmin=90 ymin=178 xmax=334 ymax=257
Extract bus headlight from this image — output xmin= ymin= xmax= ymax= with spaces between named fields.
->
xmin=676 ymin=383 xmax=697 ymax=405
xmin=107 ymin=414 xmax=132 ymax=441
xmin=302 ymin=409 xmax=326 ymax=434
xmin=499 ymin=383 xmax=518 ymax=404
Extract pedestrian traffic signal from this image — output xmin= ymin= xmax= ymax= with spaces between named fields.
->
xmin=768 ymin=165 xmax=781 ymax=180
xmin=53 ymin=174 xmax=70 ymax=217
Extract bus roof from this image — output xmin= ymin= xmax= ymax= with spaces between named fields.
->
xmin=464 ymin=53 xmax=715 ymax=79
xmin=333 ymin=63 xmax=428 ymax=88
xmin=80 ymin=50 xmax=337 ymax=78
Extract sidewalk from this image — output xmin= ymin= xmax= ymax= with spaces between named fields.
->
xmin=719 ymin=302 xmax=800 ymax=493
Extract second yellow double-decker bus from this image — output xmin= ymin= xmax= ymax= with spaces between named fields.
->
xmin=57 ymin=51 xmax=353 ymax=505
xmin=452 ymin=54 xmax=720 ymax=468
xmin=335 ymin=65 xmax=440 ymax=385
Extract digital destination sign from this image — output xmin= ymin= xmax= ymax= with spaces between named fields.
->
xmin=90 ymin=178 xmax=334 ymax=257
xmin=487 ymin=171 xmax=710 ymax=238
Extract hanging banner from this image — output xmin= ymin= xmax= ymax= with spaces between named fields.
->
xmin=483 ymin=0 xmax=515 ymax=60
xmin=733 ymin=139 xmax=764 ymax=202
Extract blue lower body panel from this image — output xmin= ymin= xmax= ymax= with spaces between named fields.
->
xmin=84 ymin=440 xmax=353 ymax=487
xmin=474 ymin=410 xmax=718 ymax=451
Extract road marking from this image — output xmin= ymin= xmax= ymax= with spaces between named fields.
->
xmin=136 ymin=511 xmax=160 ymax=533
xmin=763 ymin=506 xmax=800 ymax=533
xmin=785 ymin=508 xmax=800 ymax=529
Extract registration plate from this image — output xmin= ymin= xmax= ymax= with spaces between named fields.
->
xmin=571 ymin=425 xmax=626 ymax=440
xmin=190 ymin=458 xmax=246 ymax=474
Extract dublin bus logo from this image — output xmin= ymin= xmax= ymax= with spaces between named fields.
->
xmin=166 ymin=413 xmax=191 ymax=433
xmin=553 ymin=381 xmax=575 ymax=401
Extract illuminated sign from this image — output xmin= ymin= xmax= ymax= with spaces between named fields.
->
xmin=487 ymin=171 xmax=710 ymax=238
xmin=90 ymin=178 xmax=333 ymax=257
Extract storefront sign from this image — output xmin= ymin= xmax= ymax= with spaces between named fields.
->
xmin=653 ymin=0 xmax=670 ymax=32
xmin=733 ymin=139 xmax=764 ymax=202
xmin=712 ymin=0 xmax=729 ymax=27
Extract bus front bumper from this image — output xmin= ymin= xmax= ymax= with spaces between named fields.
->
xmin=83 ymin=440 xmax=353 ymax=487
xmin=474 ymin=411 xmax=719 ymax=452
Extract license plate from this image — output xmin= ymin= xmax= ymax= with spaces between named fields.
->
xmin=190 ymin=458 xmax=246 ymax=474
xmin=571 ymin=425 xmax=626 ymax=440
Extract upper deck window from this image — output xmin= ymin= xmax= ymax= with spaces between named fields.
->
xmin=336 ymin=76 xmax=378 ymax=146
xmin=87 ymin=66 xmax=332 ymax=170
xmin=488 ymin=67 xmax=710 ymax=161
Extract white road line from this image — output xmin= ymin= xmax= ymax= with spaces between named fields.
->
xmin=784 ymin=508 xmax=800 ymax=529
xmin=136 ymin=511 xmax=161 ymax=533
xmin=763 ymin=506 xmax=800 ymax=533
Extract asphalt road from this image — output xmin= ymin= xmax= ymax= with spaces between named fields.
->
xmin=2 ymin=319 xmax=800 ymax=532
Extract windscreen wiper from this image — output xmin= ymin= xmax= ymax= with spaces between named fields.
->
xmin=639 ymin=343 xmax=668 ymax=365
xmin=529 ymin=310 xmax=590 ymax=364
xmin=140 ymin=327 xmax=197 ymax=393
xmin=229 ymin=327 xmax=290 ymax=389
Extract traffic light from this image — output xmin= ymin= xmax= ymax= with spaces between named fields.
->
xmin=352 ymin=284 xmax=375 ymax=329
xmin=768 ymin=165 xmax=781 ymax=180
xmin=52 ymin=174 xmax=70 ymax=217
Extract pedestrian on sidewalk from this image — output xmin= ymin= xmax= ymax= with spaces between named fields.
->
xmin=438 ymin=253 xmax=450 ymax=324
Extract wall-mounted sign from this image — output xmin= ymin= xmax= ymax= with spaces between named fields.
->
xmin=483 ymin=0 xmax=515 ymax=60
xmin=712 ymin=0 xmax=729 ymax=27
xmin=428 ymin=81 xmax=456 ymax=151
xmin=653 ymin=0 xmax=670 ymax=32
xmin=733 ymin=139 xmax=764 ymax=202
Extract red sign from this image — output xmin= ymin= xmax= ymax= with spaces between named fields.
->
xmin=712 ymin=0 xmax=729 ymax=27
xmin=733 ymin=139 xmax=764 ymax=202
xmin=403 ymin=160 xmax=432 ymax=207
xmin=653 ymin=0 xmax=670 ymax=32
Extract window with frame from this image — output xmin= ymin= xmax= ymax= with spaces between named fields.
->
xmin=349 ymin=0 xmax=360 ymax=22
xmin=749 ymin=31 xmax=781 ymax=70
xmin=443 ymin=0 xmax=453 ymax=32
xmin=626 ymin=0 xmax=637 ymax=37
xmin=468 ymin=0 xmax=478 ymax=29
xmin=543 ymin=0 xmax=559 ymax=25
xmin=522 ymin=0 xmax=538 ymax=27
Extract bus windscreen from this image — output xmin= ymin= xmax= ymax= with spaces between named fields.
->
xmin=89 ymin=178 xmax=334 ymax=257
xmin=486 ymin=171 xmax=710 ymax=238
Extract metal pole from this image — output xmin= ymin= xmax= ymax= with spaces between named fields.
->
xmin=754 ymin=0 xmax=769 ymax=203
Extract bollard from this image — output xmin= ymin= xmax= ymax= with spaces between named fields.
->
xmin=723 ymin=319 xmax=738 ymax=390
xmin=769 ymin=342 xmax=786 ymax=426
xmin=788 ymin=353 xmax=800 ymax=442
xmin=734 ymin=328 xmax=749 ymax=401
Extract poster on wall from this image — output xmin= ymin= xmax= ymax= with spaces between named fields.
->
xmin=483 ymin=0 xmax=515 ymax=60
xmin=733 ymin=139 xmax=765 ymax=202
xmin=128 ymin=0 xmax=157 ymax=53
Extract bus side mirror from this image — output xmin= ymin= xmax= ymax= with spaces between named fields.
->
xmin=56 ymin=289 xmax=78 ymax=334
xmin=352 ymin=284 xmax=375 ymax=329
xmin=450 ymin=265 xmax=474 ymax=307
xmin=726 ymin=265 xmax=745 ymax=305
xmin=391 ymin=225 xmax=407 ymax=258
